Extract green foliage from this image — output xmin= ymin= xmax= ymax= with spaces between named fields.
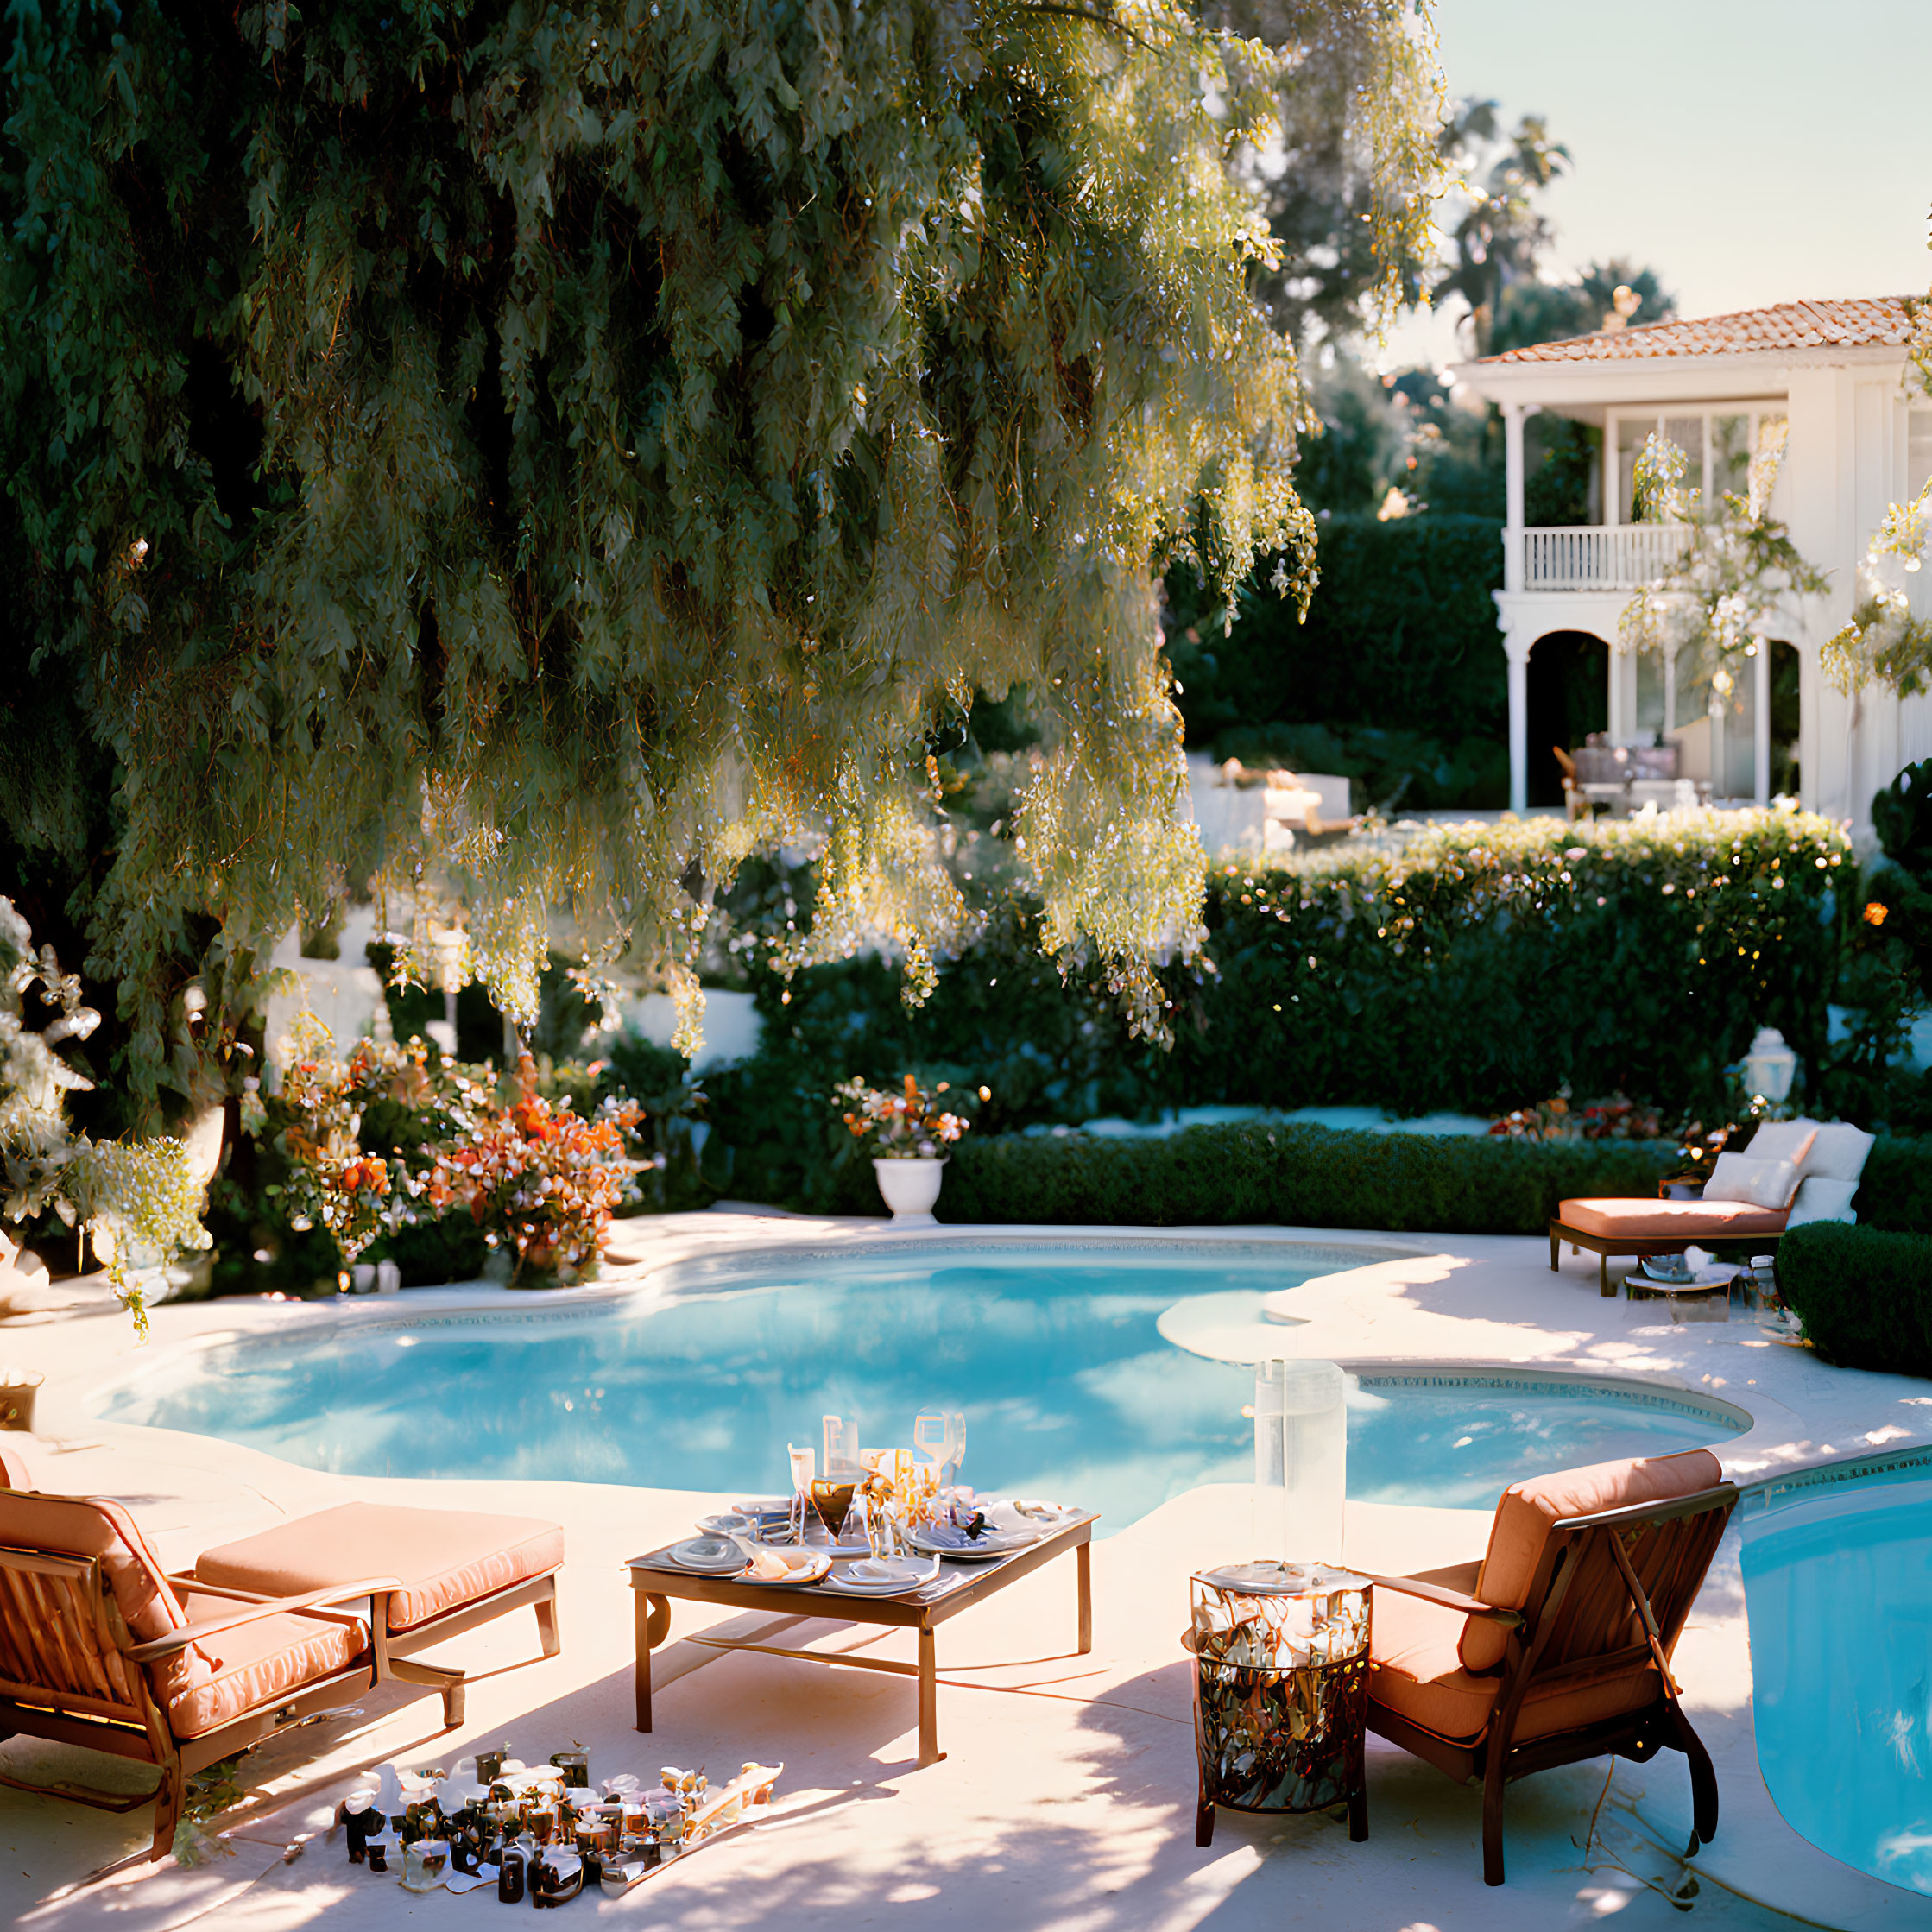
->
xmin=1166 ymin=510 xmax=1507 ymax=799
xmin=595 ymin=1031 xmax=715 ymax=1213
xmin=1430 ymin=101 xmax=1569 ymax=356
xmin=704 ymin=808 xmax=1859 ymax=1207
xmin=938 ymin=1117 xmax=1673 ymax=1229
xmin=1206 ymin=1 xmax=1445 ymax=347
xmin=0 ymin=0 xmax=1453 ymax=1099
xmin=1855 ymin=1135 xmax=1932 ymax=1235
xmin=1 ymin=898 xmax=209 ymax=1333
xmin=1777 ymin=1221 xmax=1932 ymax=1376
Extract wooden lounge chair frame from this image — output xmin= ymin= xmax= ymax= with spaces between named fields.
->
xmin=0 ymin=1537 xmax=395 ymax=1860
xmin=372 ymin=1569 xmax=561 ymax=1727
xmin=1366 ymin=1478 xmax=1738 ymax=1885
xmin=1549 ymin=1201 xmax=1784 ymax=1297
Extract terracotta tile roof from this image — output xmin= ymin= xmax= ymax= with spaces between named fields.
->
xmin=1478 ymin=295 xmax=1919 ymax=364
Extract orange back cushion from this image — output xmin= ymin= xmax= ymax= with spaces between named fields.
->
xmin=1460 ymin=1448 xmax=1723 ymax=1672
xmin=0 ymin=1490 xmax=205 ymax=1710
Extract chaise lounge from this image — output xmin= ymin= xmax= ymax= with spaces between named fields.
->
xmin=0 ymin=1446 xmax=564 ymax=1858
xmin=1549 ymin=1116 xmax=1873 ymax=1296
xmin=1366 ymin=1448 xmax=1737 ymax=1885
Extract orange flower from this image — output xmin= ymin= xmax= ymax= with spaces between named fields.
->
xmin=1865 ymin=901 xmax=1890 ymax=926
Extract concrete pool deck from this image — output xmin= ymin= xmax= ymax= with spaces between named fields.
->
xmin=2 ymin=1213 xmax=1929 ymax=1930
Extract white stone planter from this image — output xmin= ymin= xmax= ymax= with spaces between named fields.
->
xmin=873 ymin=1157 xmax=946 ymax=1224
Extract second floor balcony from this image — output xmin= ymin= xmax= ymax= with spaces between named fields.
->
xmin=1509 ymin=522 xmax=1693 ymax=593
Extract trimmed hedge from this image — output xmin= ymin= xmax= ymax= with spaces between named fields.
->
xmin=1778 ymin=1222 xmax=1932 ymax=1375
xmin=1854 ymin=1134 xmax=1932 ymax=1234
xmin=933 ymin=1120 xmax=1675 ymax=1234
xmin=707 ymin=810 xmax=1859 ymax=1211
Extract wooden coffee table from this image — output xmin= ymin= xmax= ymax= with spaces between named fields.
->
xmin=627 ymin=1516 xmax=1096 ymax=1768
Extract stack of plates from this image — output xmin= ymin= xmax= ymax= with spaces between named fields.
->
xmin=820 ymin=1556 xmax=940 ymax=1596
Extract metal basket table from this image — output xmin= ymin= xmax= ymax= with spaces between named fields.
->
xmin=1184 ymin=1560 xmax=1371 ymax=1846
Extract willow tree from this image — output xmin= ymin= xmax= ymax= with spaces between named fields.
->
xmin=3 ymin=0 xmax=1439 ymax=1108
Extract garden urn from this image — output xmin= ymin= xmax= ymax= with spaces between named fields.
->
xmin=874 ymin=1157 xmax=946 ymax=1224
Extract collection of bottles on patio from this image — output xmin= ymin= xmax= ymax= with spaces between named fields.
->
xmin=335 ymin=1746 xmax=780 ymax=1902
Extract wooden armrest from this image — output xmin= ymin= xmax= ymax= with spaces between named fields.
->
xmin=1363 ymin=1573 xmax=1523 ymax=1627
xmin=128 ymin=1575 xmax=401 ymax=1662
xmin=1554 ymin=1484 xmax=1738 ymax=1535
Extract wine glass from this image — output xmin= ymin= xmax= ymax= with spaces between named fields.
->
xmin=944 ymin=1411 xmax=967 ymax=1486
xmin=912 ymin=1406 xmax=950 ymax=1472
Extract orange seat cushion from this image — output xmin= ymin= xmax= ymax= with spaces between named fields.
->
xmin=165 ymin=1590 xmax=369 ymax=1739
xmin=1462 ymin=1448 xmax=1723 ymax=1672
xmin=1369 ymin=1588 xmax=1661 ymax=1746
xmin=1556 ymin=1196 xmax=1789 ymax=1241
xmin=197 ymin=1503 xmax=564 ymax=1633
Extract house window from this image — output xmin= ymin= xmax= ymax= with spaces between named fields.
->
xmin=1611 ymin=405 xmax=1786 ymax=521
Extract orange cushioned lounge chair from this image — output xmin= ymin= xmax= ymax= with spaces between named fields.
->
xmin=0 ymin=1444 xmax=563 ymax=1858
xmin=1365 ymin=1448 xmax=1737 ymax=1885
xmin=1549 ymin=1194 xmax=1790 ymax=1297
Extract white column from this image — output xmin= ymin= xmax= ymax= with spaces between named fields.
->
xmin=1753 ymin=638 xmax=1771 ymax=804
xmin=1503 ymin=404 xmax=1526 ymax=592
xmin=1663 ymin=644 xmax=1677 ymax=737
xmin=1504 ymin=622 xmax=1531 ymax=814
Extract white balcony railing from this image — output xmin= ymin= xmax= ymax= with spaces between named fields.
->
xmin=1519 ymin=523 xmax=1693 ymax=590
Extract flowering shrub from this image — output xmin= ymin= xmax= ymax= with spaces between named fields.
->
xmin=438 ymin=1060 xmax=641 ymax=1282
xmin=1 ymin=899 xmax=209 ymax=1336
xmin=265 ymin=1023 xmax=641 ymax=1284
xmin=264 ymin=1021 xmax=460 ymax=1262
xmin=836 ymin=1074 xmax=981 ymax=1159
xmin=1488 ymin=1090 xmax=1664 ymax=1143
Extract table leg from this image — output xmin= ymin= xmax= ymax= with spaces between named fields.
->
xmin=917 ymin=1626 xmax=944 ymax=1767
xmin=634 ymin=1591 xmax=669 ymax=1733
xmin=1076 ymin=1541 xmax=1093 ymax=1656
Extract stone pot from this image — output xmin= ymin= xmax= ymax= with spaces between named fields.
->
xmin=873 ymin=1157 xmax=946 ymax=1224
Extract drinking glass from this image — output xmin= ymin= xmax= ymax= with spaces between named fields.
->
xmin=787 ymin=1444 xmax=815 ymax=1543
xmin=912 ymin=1406 xmax=949 ymax=1472
xmin=810 ymin=1479 xmax=856 ymax=1542
xmin=944 ymin=1411 xmax=967 ymax=1484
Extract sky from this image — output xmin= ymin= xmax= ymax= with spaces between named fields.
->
xmin=1383 ymin=0 xmax=1932 ymax=372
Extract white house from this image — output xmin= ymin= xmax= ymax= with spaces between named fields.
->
xmin=1455 ymin=296 xmax=1932 ymax=830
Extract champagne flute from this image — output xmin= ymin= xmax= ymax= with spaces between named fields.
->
xmin=787 ymin=1444 xmax=816 ymax=1543
xmin=944 ymin=1411 xmax=968 ymax=1487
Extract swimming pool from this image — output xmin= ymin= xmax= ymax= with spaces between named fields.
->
xmin=96 ymin=1242 xmax=1743 ymax=1530
xmin=1741 ymin=1451 xmax=1932 ymax=1897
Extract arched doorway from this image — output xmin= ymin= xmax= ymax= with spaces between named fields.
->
xmin=1525 ymin=631 xmax=1610 ymax=806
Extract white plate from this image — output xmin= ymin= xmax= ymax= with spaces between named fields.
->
xmin=664 ymin=1536 xmax=748 ymax=1575
xmin=980 ymin=1499 xmax=1083 ymax=1533
xmin=697 ymin=1512 xmax=758 ymax=1536
xmin=903 ymin=1525 xmax=1036 ymax=1563
xmin=826 ymin=1556 xmax=940 ymax=1590
xmin=737 ymin=1549 xmax=833 ymax=1587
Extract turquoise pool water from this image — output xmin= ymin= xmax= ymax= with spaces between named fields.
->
xmin=1741 ymin=1458 xmax=1932 ymax=1896
xmin=97 ymin=1247 xmax=1740 ymax=1530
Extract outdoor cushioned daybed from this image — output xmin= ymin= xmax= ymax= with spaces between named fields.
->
xmin=1550 ymin=1117 xmax=1874 ymax=1297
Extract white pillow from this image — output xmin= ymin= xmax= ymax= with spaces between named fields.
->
xmin=1705 ymin=1152 xmax=1800 ymax=1210
xmin=1799 ymin=1121 xmax=1876 ymax=1183
xmin=1748 ymin=1118 xmax=1820 ymax=1165
xmin=1786 ymin=1176 xmax=1860 ymax=1227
